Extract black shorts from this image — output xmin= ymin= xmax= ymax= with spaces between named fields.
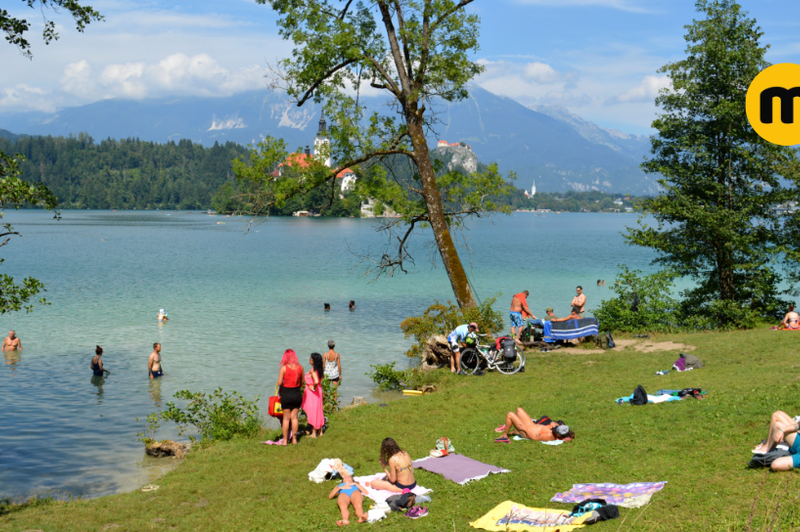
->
xmin=327 ymin=377 xmax=340 ymax=383
xmin=280 ymin=386 xmax=303 ymax=410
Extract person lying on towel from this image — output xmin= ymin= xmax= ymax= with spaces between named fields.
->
xmin=752 ymin=410 xmax=800 ymax=471
xmin=494 ymin=408 xmax=574 ymax=443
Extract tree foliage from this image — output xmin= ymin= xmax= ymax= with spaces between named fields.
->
xmin=626 ymin=0 xmax=800 ymax=326
xmin=1 ymin=0 xmax=102 ymax=58
xmin=242 ymin=0 xmax=514 ymax=308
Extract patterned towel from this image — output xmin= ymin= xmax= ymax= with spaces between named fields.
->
xmin=551 ymin=481 xmax=667 ymax=508
xmin=470 ymin=500 xmax=589 ymax=531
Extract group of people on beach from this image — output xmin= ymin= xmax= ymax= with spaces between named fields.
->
xmin=275 ymin=342 xmax=343 ymax=445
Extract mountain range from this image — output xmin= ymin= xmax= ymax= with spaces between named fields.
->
xmin=0 ymin=86 xmax=659 ymax=194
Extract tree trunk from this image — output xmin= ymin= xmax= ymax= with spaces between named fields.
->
xmin=406 ymin=110 xmax=476 ymax=309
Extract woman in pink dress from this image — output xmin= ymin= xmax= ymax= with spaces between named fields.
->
xmin=302 ymin=352 xmax=325 ymax=438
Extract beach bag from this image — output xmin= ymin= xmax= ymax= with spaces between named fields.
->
xmin=748 ymin=447 xmax=791 ymax=469
xmin=435 ymin=437 xmax=455 ymax=453
xmin=268 ymin=384 xmax=283 ymax=418
xmin=606 ymin=332 xmax=615 ymax=349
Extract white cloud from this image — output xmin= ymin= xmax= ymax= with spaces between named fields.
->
xmin=605 ymin=75 xmax=671 ymax=105
xmin=0 ymin=84 xmax=56 ymax=113
xmin=475 ymin=59 xmax=581 ymax=104
xmin=55 ymin=53 xmax=264 ymax=103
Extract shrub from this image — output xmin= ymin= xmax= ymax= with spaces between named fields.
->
xmin=593 ymin=266 xmax=680 ymax=333
xmin=159 ymin=388 xmax=262 ymax=444
xmin=400 ymin=295 xmax=504 ymax=360
xmin=367 ymin=362 xmax=406 ymax=391
xmin=321 ymin=378 xmax=340 ymax=418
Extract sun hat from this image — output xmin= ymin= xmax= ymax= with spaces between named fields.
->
xmin=159 ymin=309 xmax=165 ymax=313
xmin=554 ymin=425 xmax=570 ymax=438
xmin=469 ymin=322 xmax=479 ymax=331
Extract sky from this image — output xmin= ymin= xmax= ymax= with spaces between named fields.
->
xmin=1 ymin=0 xmax=799 ymax=135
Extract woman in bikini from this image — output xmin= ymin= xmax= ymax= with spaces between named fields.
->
xmin=366 ymin=437 xmax=416 ymax=493
xmin=328 ymin=472 xmax=368 ymax=526
xmin=494 ymin=407 xmax=574 ymax=443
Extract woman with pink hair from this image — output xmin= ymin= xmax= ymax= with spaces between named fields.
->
xmin=277 ymin=349 xmax=303 ymax=445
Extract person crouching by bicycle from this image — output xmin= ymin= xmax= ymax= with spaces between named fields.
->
xmin=447 ymin=322 xmax=479 ymax=374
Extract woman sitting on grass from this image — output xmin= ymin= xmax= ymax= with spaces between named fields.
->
xmin=366 ymin=437 xmax=416 ymax=492
xmin=494 ymin=408 xmax=574 ymax=443
xmin=329 ymin=472 xmax=368 ymax=526
xmin=752 ymin=410 xmax=800 ymax=471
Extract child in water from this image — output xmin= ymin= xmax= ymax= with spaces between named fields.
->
xmin=328 ymin=472 xmax=368 ymax=526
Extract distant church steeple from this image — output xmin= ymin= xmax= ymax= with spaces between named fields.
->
xmin=314 ymin=110 xmax=331 ymax=168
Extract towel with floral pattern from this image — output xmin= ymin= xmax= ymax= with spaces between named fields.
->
xmin=551 ymin=481 xmax=666 ymax=508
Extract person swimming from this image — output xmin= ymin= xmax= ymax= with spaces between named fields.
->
xmin=148 ymin=343 xmax=164 ymax=378
xmin=91 ymin=345 xmax=110 ymax=376
xmin=157 ymin=309 xmax=169 ymax=322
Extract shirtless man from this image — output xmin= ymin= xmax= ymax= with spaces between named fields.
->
xmin=2 ymin=330 xmax=22 ymax=352
xmin=148 ymin=343 xmax=164 ymax=379
xmin=551 ymin=306 xmax=582 ymax=323
xmin=510 ymin=290 xmax=536 ymax=340
xmin=571 ymin=286 xmax=586 ymax=318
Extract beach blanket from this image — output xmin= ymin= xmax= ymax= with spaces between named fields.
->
xmin=543 ymin=318 xmax=599 ymax=343
xmin=616 ymin=393 xmax=682 ymax=404
xmin=470 ymin=501 xmax=589 ymax=531
xmin=551 ymin=481 xmax=667 ymax=508
xmin=352 ymin=473 xmax=431 ymax=505
xmin=307 ymin=458 xmax=354 ymax=483
xmin=412 ymin=453 xmax=510 ymax=485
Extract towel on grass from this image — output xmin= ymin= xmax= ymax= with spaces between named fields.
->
xmin=307 ymin=458 xmax=354 ymax=483
xmin=352 ymin=473 xmax=431 ymax=505
xmin=616 ymin=394 xmax=681 ymax=404
xmin=412 ymin=453 xmax=510 ymax=485
xmin=470 ymin=500 xmax=589 ymax=531
xmin=511 ymin=436 xmax=565 ymax=445
xmin=551 ymin=481 xmax=666 ymax=508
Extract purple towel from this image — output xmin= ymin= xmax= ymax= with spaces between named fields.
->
xmin=551 ymin=481 xmax=667 ymax=508
xmin=412 ymin=453 xmax=509 ymax=485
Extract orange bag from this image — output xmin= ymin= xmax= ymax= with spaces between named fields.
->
xmin=268 ymin=384 xmax=283 ymax=418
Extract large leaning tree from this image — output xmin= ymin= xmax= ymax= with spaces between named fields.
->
xmin=237 ymin=0 xmax=513 ymax=309
xmin=0 ymin=1 xmax=102 ymax=313
xmin=626 ymin=0 xmax=800 ymax=326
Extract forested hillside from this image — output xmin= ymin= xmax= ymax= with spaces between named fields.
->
xmin=0 ymin=134 xmax=248 ymax=210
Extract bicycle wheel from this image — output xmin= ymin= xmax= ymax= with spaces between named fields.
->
xmin=460 ymin=348 xmax=480 ymax=374
xmin=496 ymin=349 xmax=526 ymax=375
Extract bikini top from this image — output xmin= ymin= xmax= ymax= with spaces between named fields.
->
xmin=393 ymin=454 xmax=413 ymax=473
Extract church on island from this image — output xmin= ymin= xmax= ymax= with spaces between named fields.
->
xmin=271 ymin=112 xmax=357 ymax=193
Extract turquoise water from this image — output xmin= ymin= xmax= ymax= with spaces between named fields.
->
xmin=0 ymin=210 xmax=658 ymax=500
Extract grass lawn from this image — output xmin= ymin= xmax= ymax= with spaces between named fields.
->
xmin=2 ymin=326 xmax=800 ymax=531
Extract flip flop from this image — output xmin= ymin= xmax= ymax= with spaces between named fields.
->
xmin=494 ymin=424 xmax=506 ymax=433
xmin=494 ymin=436 xmax=510 ymax=444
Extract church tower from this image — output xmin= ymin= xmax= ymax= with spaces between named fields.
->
xmin=313 ymin=110 xmax=331 ymax=167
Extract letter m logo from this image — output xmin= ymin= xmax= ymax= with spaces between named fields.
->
xmin=760 ymin=87 xmax=800 ymax=124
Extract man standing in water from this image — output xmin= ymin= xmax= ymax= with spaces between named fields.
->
xmin=2 ymin=330 xmax=22 ymax=351
xmin=571 ymin=286 xmax=586 ymax=318
xmin=148 ymin=343 xmax=164 ymax=378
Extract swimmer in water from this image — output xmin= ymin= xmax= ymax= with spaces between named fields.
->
xmin=91 ymin=345 xmax=110 ymax=376
xmin=148 ymin=343 xmax=164 ymax=379
xmin=2 ymin=330 xmax=21 ymax=352
xmin=157 ymin=309 xmax=169 ymax=322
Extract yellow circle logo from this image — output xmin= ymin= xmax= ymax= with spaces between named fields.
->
xmin=747 ymin=63 xmax=800 ymax=146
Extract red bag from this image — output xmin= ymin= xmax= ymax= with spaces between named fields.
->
xmin=268 ymin=385 xmax=283 ymax=418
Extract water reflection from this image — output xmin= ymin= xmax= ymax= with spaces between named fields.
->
xmin=4 ymin=349 xmax=21 ymax=368
xmin=90 ymin=375 xmax=105 ymax=402
xmin=149 ymin=376 xmax=163 ymax=408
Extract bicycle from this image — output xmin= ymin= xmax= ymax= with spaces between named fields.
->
xmin=459 ymin=334 xmax=526 ymax=375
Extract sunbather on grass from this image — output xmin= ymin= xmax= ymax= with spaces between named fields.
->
xmin=366 ymin=437 xmax=416 ymax=492
xmin=328 ymin=473 xmax=368 ymax=526
xmin=752 ymin=410 xmax=800 ymax=471
xmin=494 ymin=408 xmax=574 ymax=443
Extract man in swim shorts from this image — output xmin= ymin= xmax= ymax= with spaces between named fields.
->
xmin=510 ymin=291 xmax=535 ymax=340
xmin=447 ymin=323 xmax=478 ymax=374
xmin=148 ymin=343 xmax=164 ymax=378
xmin=2 ymin=330 xmax=21 ymax=351
xmin=571 ymin=286 xmax=586 ymax=318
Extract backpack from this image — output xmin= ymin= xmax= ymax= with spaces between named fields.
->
xmin=748 ymin=447 xmax=791 ymax=469
xmin=631 ymin=385 xmax=648 ymax=406
xmin=502 ymin=338 xmax=517 ymax=360
xmin=606 ymin=332 xmax=615 ymax=348
xmin=569 ymin=499 xmax=620 ymax=523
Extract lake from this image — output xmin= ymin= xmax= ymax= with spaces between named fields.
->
xmin=0 ymin=210 xmax=658 ymax=500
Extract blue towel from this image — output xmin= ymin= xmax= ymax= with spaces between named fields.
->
xmin=543 ymin=318 xmax=600 ymax=343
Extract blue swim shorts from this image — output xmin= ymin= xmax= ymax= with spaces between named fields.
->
xmin=791 ymin=434 xmax=800 ymax=468
xmin=509 ymin=312 xmax=523 ymax=327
